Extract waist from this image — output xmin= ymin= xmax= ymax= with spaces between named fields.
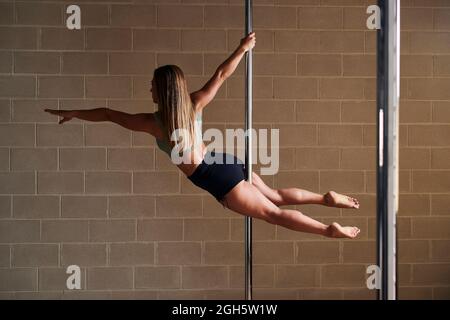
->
xmin=176 ymin=145 xmax=208 ymax=176
xmin=187 ymin=151 xmax=244 ymax=179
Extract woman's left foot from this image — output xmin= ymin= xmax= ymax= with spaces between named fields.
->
xmin=324 ymin=191 xmax=360 ymax=209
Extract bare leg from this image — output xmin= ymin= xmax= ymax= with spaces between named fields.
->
xmin=221 ymin=180 xmax=360 ymax=239
xmin=251 ymin=172 xmax=360 ymax=209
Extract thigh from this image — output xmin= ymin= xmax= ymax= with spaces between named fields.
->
xmin=251 ymin=172 xmax=283 ymax=205
xmin=221 ymin=180 xmax=279 ymax=222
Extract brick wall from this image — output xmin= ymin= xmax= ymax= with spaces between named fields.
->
xmin=0 ymin=0 xmax=449 ymax=300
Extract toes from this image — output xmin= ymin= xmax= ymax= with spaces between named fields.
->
xmin=346 ymin=196 xmax=360 ymax=208
xmin=351 ymin=227 xmax=360 ymax=237
xmin=351 ymin=198 xmax=360 ymax=209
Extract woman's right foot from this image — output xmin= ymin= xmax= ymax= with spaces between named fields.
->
xmin=324 ymin=191 xmax=360 ymax=209
xmin=327 ymin=222 xmax=360 ymax=239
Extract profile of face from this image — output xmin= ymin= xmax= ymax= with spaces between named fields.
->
xmin=150 ymin=78 xmax=158 ymax=104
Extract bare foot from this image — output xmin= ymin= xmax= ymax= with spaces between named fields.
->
xmin=324 ymin=191 xmax=360 ymax=209
xmin=327 ymin=222 xmax=360 ymax=239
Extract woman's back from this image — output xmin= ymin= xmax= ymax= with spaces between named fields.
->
xmin=152 ymin=110 xmax=206 ymax=176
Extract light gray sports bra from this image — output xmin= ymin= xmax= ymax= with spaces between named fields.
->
xmin=153 ymin=110 xmax=203 ymax=156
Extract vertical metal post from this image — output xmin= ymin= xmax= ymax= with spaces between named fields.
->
xmin=244 ymin=0 xmax=253 ymax=301
xmin=376 ymin=0 xmax=400 ymax=300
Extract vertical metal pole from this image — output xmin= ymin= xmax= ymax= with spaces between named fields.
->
xmin=244 ymin=0 xmax=253 ymax=301
xmin=387 ymin=0 xmax=400 ymax=300
xmin=376 ymin=0 xmax=399 ymax=300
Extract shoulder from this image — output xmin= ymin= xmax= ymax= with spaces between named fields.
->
xmin=191 ymin=98 xmax=201 ymax=114
xmin=147 ymin=112 xmax=165 ymax=139
xmin=192 ymin=103 xmax=202 ymax=120
xmin=190 ymin=92 xmax=208 ymax=114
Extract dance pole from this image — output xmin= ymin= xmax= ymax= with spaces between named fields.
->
xmin=376 ymin=0 xmax=400 ymax=300
xmin=244 ymin=0 xmax=253 ymax=300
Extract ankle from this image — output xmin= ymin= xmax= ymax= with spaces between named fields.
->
xmin=322 ymin=193 xmax=331 ymax=206
xmin=323 ymin=224 xmax=333 ymax=237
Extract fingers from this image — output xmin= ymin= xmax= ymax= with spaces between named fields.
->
xmin=59 ymin=117 xmax=70 ymax=125
xmin=244 ymin=32 xmax=256 ymax=41
xmin=45 ymin=109 xmax=70 ymax=124
xmin=241 ymin=32 xmax=256 ymax=50
xmin=246 ymin=32 xmax=256 ymax=50
xmin=45 ymin=109 xmax=60 ymax=115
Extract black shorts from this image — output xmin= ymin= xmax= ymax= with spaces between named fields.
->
xmin=187 ymin=151 xmax=246 ymax=202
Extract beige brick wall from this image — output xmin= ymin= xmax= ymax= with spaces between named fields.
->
xmin=0 ymin=0 xmax=449 ymax=300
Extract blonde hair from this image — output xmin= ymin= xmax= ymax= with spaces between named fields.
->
xmin=153 ymin=65 xmax=197 ymax=153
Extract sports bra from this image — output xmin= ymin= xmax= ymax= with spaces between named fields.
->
xmin=153 ymin=110 xmax=203 ymax=156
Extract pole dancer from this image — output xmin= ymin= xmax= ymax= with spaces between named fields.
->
xmin=45 ymin=34 xmax=361 ymax=241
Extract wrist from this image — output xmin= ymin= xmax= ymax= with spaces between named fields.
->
xmin=237 ymin=45 xmax=247 ymax=54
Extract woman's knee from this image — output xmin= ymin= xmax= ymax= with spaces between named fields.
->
xmin=264 ymin=207 xmax=283 ymax=224
xmin=251 ymin=173 xmax=283 ymax=205
xmin=251 ymin=172 xmax=262 ymax=187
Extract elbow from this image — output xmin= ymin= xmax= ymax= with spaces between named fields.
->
xmin=216 ymin=68 xmax=229 ymax=81
xmin=104 ymin=107 xmax=111 ymax=121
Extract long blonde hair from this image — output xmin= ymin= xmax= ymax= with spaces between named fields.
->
xmin=153 ymin=65 xmax=197 ymax=153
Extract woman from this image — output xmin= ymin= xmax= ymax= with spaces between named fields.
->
xmin=45 ymin=32 xmax=361 ymax=239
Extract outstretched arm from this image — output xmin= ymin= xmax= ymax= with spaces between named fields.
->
xmin=45 ymin=107 xmax=107 ymax=124
xmin=104 ymin=108 xmax=156 ymax=135
xmin=190 ymin=32 xmax=256 ymax=112
xmin=44 ymin=107 xmax=157 ymax=135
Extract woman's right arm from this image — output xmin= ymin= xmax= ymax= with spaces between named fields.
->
xmin=190 ymin=32 xmax=256 ymax=112
xmin=44 ymin=107 xmax=157 ymax=135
